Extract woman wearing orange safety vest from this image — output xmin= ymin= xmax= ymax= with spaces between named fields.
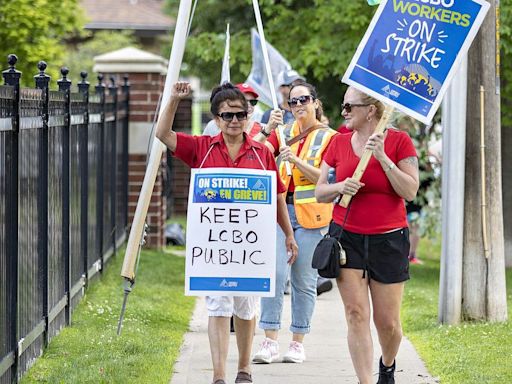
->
xmin=252 ymin=80 xmax=337 ymax=364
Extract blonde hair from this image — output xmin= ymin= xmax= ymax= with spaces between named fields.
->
xmin=350 ymin=87 xmax=385 ymax=120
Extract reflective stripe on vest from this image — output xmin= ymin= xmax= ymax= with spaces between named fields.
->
xmin=305 ymin=129 xmax=332 ymax=167
xmin=294 ymin=184 xmax=317 ymax=204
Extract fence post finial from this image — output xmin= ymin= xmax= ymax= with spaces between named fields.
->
xmin=34 ymin=60 xmax=50 ymax=90
xmin=95 ymin=73 xmax=106 ymax=98
xmin=2 ymin=54 xmax=22 ymax=86
xmin=58 ymin=67 xmax=72 ymax=92
xmin=78 ymin=71 xmax=90 ymax=95
xmin=97 ymin=73 xmax=105 ymax=86
xmin=108 ymin=75 xmax=117 ymax=96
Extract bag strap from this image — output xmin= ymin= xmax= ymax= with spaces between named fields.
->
xmin=339 ymin=200 xmax=352 ymax=233
xmin=285 ymin=124 xmax=328 ymax=146
xmin=329 ymin=197 xmax=352 ymax=239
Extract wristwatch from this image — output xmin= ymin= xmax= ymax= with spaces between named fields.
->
xmin=260 ymin=126 xmax=271 ymax=137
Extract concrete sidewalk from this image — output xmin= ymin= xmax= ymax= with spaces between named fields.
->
xmin=170 ymin=287 xmax=438 ymax=384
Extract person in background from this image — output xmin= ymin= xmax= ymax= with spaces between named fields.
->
xmin=259 ymin=69 xmax=304 ymax=125
xmin=259 ymin=71 xmax=334 ymax=297
xmin=253 ymin=81 xmax=337 ymax=365
xmin=395 ymin=114 xmax=435 ymax=265
xmin=203 ymin=83 xmax=263 ymax=138
xmin=156 ymin=81 xmax=298 ymax=384
xmin=315 ymin=86 xmax=419 ymax=384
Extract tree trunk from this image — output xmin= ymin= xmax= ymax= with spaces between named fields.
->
xmin=464 ymin=0 xmax=508 ymax=321
xmin=503 ymin=115 xmax=512 ymax=267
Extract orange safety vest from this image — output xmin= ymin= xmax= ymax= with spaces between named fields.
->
xmin=276 ymin=122 xmax=337 ymax=229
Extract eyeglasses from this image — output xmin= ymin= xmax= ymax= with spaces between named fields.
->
xmin=248 ymin=99 xmax=258 ymax=107
xmin=217 ymin=111 xmax=248 ymax=122
xmin=341 ymin=103 xmax=370 ymax=113
xmin=288 ymin=95 xmax=315 ymax=107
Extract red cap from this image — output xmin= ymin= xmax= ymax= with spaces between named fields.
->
xmin=235 ymin=83 xmax=259 ymax=99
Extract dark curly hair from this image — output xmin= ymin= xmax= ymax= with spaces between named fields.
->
xmin=210 ymin=82 xmax=248 ymax=116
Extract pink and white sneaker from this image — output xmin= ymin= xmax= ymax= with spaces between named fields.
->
xmin=252 ymin=338 xmax=280 ymax=364
xmin=282 ymin=341 xmax=306 ymax=363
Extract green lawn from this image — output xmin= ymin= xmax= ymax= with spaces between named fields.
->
xmin=402 ymin=239 xmax=512 ymax=384
xmin=21 ymin=247 xmax=195 ymax=384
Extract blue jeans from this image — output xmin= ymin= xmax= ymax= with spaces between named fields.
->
xmin=259 ymin=204 xmax=326 ymax=334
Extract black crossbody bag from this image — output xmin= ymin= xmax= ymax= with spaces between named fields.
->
xmin=311 ymin=199 xmax=352 ymax=278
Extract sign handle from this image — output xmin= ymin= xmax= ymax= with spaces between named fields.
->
xmin=120 ymin=0 xmax=192 ymax=280
xmin=339 ymin=104 xmax=395 ymax=208
xmin=251 ymin=0 xmax=292 ymax=176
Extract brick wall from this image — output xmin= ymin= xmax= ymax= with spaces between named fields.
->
xmin=106 ymin=69 xmax=193 ymax=247
xmin=127 ymin=72 xmax=164 ymax=122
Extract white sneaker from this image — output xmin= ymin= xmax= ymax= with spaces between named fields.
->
xmin=282 ymin=341 xmax=305 ymax=363
xmin=252 ymin=338 xmax=280 ymax=364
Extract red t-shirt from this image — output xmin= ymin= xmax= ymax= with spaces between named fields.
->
xmin=172 ymin=132 xmax=286 ymax=194
xmin=323 ymin=129 xmax=417 ymax=234
xmin=337 ymin=124 xmax=351 ymax=134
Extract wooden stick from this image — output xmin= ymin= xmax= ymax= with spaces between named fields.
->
xmin=339 ymin=104 xmax=395 ymax=208
xmin=121 ymin=0 xmax=192 ymax=281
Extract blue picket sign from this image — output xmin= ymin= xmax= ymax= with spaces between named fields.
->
xmin=343 ymin=0 xmax=489 ymax=124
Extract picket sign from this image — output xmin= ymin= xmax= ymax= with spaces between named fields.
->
xmin=120 ymin=0 xmax=192 ymax=281
xmin=184 ymin=168 xmax=277 ymax=297
xmin=339 ymin=0 xmax=490 ymax=206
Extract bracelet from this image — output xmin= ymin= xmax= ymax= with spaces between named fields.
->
xmin=260 ymin=127 xmax=271 ymax=137
xmin=384 ymin=162 xmax=395 ymax=173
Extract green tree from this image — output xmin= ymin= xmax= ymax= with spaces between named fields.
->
xmin=0 ymin=0 xmax=84 ymax=86
xmin=165 ymin=0 xmax=376 ymax=126
xmin=167 ymin=0 xmax=512 ymax=127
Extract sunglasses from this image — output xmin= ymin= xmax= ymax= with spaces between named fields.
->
xmin=341 ymin=103 xmax=370 ymax=113
xmin=288 ymin=95 xmax=315 ymax=107
xmin=248 ymin=99 xmax=258 ymax=107
xmin=217 ymin=111 xmax=248 ymax=122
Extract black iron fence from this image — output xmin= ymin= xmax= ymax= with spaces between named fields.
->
xmin=0 ymin=54 xmax=130 ymax=383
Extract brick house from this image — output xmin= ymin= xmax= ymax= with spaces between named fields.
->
xmin=81 ymin=0 xmax=174 ymax=51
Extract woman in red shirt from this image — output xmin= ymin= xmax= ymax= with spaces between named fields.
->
xmin=156 ymin=81 xmax=298 ymax=384
xmin=315 ymin=86 xmax=419 ymax=384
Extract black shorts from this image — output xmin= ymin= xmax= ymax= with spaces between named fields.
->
xmin=328 ymin=222 xmax=410 ymax=284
